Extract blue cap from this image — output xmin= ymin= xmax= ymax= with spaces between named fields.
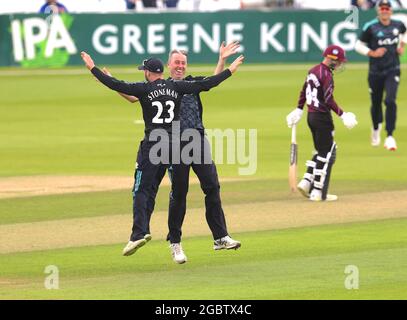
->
xmin=137 ymin=58 xmax=164 ymax=73
xmin=376 ymin=0 xmax=392 ymax=8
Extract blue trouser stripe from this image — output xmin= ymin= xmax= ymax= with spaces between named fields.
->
xmin=168 ymin=165 xmax=173 ymax=184
xmin=133 ymin=171 xmax=142 ymax=196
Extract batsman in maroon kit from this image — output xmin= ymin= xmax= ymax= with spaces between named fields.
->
xmin=286 ymin=45 xmax=358 ymax=201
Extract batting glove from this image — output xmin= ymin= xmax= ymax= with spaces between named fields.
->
xmin=286 ymin=108 xmax=303 ymax=128
xmin=341 ymin=112 xmax=358 ymax=129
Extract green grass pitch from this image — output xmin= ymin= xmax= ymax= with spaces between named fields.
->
xmin=1 ymin=219 xmax=407 ymax=299
xmin=0 ymin=63 xmax=406 ymax=299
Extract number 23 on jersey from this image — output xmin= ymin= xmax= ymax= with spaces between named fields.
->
xmin=152 ymin=100 xmax=175 ymax=124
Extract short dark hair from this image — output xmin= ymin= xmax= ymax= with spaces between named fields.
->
xmin=168 ymin=49 xmax=188 ymax=63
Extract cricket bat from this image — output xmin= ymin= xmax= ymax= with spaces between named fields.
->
xmin=288 ymin=124 xmax=298 ymax=192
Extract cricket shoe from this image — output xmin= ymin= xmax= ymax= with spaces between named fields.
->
xmin=213 ymin=236 xmax=241 ymax=250
xmin=297 ymin=179 xmax=311 ymax=198
xmin=122 ymin=238 xmax=148 ymax=256
xmin=309 ymin=189 xmax=338 ymax=202
xmin=371 ymin=124 xmax=382 ymax=147
xmin=384 ymin=136 xmax=397 ymax=151
xmin=170 ymin=243 xmax=187 ymax=264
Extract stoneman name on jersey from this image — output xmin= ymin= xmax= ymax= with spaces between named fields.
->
xmin=147 ymin=87 xmax=179 ymax=101
xmin=80 ymin=50 xmax=244 ymax=260
xmin=90 ymin=61 xmax=232 ymax=134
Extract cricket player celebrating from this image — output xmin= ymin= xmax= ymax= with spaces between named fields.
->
xmin=355 ymin=0 xmax=407 ymax=150
xmin=102 ymin=43 xmax=242 ymax=264
xmin=286 ymin=45 xmax=358 ymax=202
xmin=81 ymin=51 xmax=244 ymax=257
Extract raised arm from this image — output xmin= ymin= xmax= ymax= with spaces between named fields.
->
xmin=214 ymin=41 xmax=240 ymax=75
xmin=175 ymin=55 xmax=244 ymax=94
xmin=81 ymin=51 xmax=145 ymax=97
xmin=102 ymin=67 xmax=139 ymax=103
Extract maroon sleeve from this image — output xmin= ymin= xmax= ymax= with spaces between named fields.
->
xmin=326 ymin=96 xmax=344 ymax=116
xmin=296 ymin=78 xmax=307 ymax=110
xmin=322 ymin=75 xmax=343 ymax=116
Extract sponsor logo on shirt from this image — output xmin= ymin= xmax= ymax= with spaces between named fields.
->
xmin=378 ymin=37 xmax=399 ymax=46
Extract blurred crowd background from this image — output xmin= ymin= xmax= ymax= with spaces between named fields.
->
xmin=0 ymin=0 xmax=405 ymax=14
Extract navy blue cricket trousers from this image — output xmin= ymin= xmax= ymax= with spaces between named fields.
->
xmin=143 ymin=134 xmax=229 ymax=243
xmin=368 ymin=68 xmax=400 ymax=136
xmin=130 ymin=140 xmax=169 ymax=241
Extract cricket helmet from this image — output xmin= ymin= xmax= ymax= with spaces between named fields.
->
xmin=323 ymin=45 xmax=347 ymax=63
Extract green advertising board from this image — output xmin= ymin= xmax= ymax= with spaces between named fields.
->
xmin=0 ymin=10 xmax=406 ymax=67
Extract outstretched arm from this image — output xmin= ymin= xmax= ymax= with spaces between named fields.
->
xmin=102 ymin=67 xmax=139 ymax=103
xmin=175 ymin=55 xmax=244 ymax=94
xmin=81 ymin=51 xmax=145 ymax=97
xmin=214 ymin=41 xmax=240 ymax=75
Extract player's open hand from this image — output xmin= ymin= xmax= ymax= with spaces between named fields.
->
xmin=228 ymin=55 xmax=244 ymax=74
xmin=81 ymin=51 xmax=95 ymax=70
xmin=220 ymin=41 xmax=240 ymax=60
